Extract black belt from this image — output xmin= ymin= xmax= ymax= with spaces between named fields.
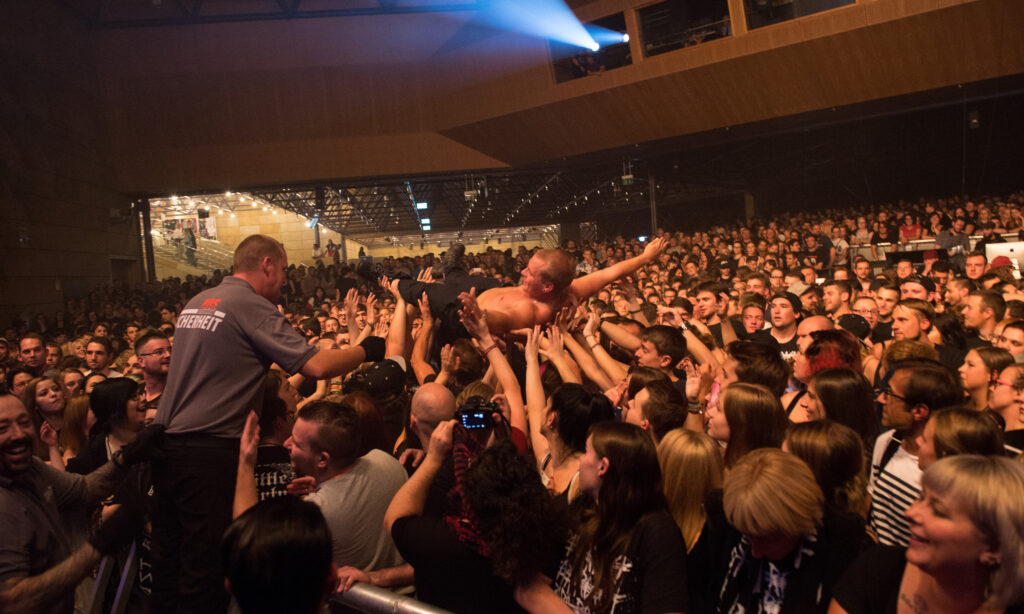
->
xmin=163 ymin=433 xmax=239 ymax=450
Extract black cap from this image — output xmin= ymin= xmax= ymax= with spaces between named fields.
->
xmin=901 ymin=273 xmax=936 ymax=293
xmin=837 ymin=313 xmax=872 ymax=341
xmin=343 ymin=359 xmax=406 ymax=396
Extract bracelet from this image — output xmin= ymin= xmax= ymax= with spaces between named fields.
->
xmin=482 ymin=343 xmax=499 ymax=355
xmin=687 ymin=401 xmax=703 ymax=415
xmin=629 ymin=309 xmax=642 ymax=314
xmin=589 ymin=343 xmax=600 ymax=350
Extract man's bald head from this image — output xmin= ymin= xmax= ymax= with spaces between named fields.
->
xmin=234 ymin=234 xmax=286 ymax=273
xmin=796 ymin=315 xmax=834 ymax=353
xmin=411 ymin=383 xmax=456 ymax=427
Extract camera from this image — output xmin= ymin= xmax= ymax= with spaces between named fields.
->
xmin=455 ymin=396 xmax=499 ymax=430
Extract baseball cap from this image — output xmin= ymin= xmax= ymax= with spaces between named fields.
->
xmin=343 ymin=359 xmax=406 ymax=396
xmin=837 ymin=313 xmax=871 ymax=341
xmin=900 ymin=273 xmax=936 ymax=293
xmin=770 ymin=292 xmax=802 ymax=314
xmin=787 ymin=281 xmax=810 ymax=296
xmin=991 ymin=256 xmax=1013 ymax=269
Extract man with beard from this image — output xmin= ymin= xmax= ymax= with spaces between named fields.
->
xmin=135 ymin=331 xmax=171 ymax=423
xmin=234 ymin=400 xmax=407 ymax=575
xmin=0 ymin=393 xmax=149 ymax=613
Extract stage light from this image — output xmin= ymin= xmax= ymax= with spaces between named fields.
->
xmin=421 ymin=218 xmax=431 ymax=225
xmin=422 ymin=224 xmax=432 ymax=231
xmin=416 ymin=202 xmax=428 ymax=210
xmin=621 ymin=33 xmax=629 ymax=43
xmin=587 ymin=41 xmax=600 ymax=51
xmin=307 ymin=215 xmax=320 ymax=229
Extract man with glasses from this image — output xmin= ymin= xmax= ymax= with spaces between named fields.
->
xmin=869 ymin=359 xmax=962 ymax=546
xmin=135 ymin=330 xmax=171 ymax=422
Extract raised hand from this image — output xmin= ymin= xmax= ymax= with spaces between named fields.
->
xmin=417 ymin=292 xmax=433 ymax=325
xmin=365 ymin=292 xmax=378 ymax=325
xmin=417 ymin=266 xmax=435 ymax=283
xmin=642 ymin=236 xmax=668 ymax=261
xmin=524 ymin=325 xmax=542 ymax=364
xmin=239 ymin=411 xmax=260 ymax=467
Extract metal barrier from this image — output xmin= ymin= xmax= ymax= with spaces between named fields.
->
xmin=332 ymin=584 xmax=452 ymax=614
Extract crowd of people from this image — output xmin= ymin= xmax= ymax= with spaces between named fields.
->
xmin=4 ymin=189 xmax=1024 ymax=614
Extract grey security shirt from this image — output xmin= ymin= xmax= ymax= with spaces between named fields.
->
xmin=155 ymin=276 xmax=318 ymax=438
xmin=0 ymin=458 xmax=88 ymax=614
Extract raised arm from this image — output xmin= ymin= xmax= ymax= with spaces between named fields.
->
xmin=524 ymin=326 xmax=550 ymax=466
xmin=458 ymin=291 xmax=528 ymax=435
xmin=583 ymin=313 xmax=629 ymax=382
xmin=384 ymin=420 xmax=454 ymax=531
xmin=570 ymin=237 xmax=667 ymax=300
xmin=409 ymin=293 xmax=437 ymax=385
xmin=233 ymin=411 xmax=260 ymax=519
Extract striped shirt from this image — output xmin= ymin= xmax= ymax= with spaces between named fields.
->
xmin=868 ymin=430 xmax=921 ymax=547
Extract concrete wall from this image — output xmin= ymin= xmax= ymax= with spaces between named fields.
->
xmin=0 ymin=2 xmax=140 ymax=327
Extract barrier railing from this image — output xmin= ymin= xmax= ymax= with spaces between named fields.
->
xmin=332 ymin=584 xmax=453 ymax=614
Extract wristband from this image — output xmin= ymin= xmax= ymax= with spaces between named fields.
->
xmin=629 ymin=309 xmax=642 ymax=315
xmin=482 ymin=343 xmax=499 ymax=355
xmin=679 ymin=321 xmax=690 ymax=333
xmin=687 ymin=401 xmax=703 ymax=415
xmin=589 ymin=343 xmax=600 ymax=350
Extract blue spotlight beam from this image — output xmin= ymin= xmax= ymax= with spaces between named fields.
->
xmin=476 ymin=0 xmax=598 ymax=50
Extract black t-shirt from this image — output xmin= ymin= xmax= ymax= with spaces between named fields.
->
xmin=963 ymin=331 xmax=993 ymax=350
xmin=752 ymin=329 xmax=797 ymax=363
xmin=391 ymin=515 xmax=529 ymax=614
xmin=254 ymin=445 xmax=295 ymax=501
xmin=936 ymin=343 xmax=966 ymax=373
xmin=554 ymin=510 xmax=688 ymax=614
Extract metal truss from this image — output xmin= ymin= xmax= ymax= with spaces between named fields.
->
xmin=57 ymin=0 xmax=483 ymax=29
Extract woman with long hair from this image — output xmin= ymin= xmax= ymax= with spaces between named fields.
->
xmin=659 ymin=428 xmax=726 ymax=613
xmin=706 ymin=382 xmax=788 ymax=469
xmin=832 ymin=455 xmax=1024 ymax=613
xmin=516 ymin=421 xmax=687 ymax=614
xmin=784 ymin=420 xmax=868 ymax=517
xmin=958 ymin=347 xmax=1014 ymax=411
xmin=21 ymin=376 xmax=66 ymax=464
xmin=797 ymin=367 xmax=879 ymax=458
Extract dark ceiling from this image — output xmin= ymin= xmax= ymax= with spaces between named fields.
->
xmin=142 ymin=71 xmax=1024 ymax=240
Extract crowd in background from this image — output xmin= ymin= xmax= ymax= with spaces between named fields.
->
xmin=4 ymin=189 xmax=1024 ymax=614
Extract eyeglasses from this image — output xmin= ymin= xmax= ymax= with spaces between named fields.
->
xmin=138 ymin=347 xmax=172 ymax=358
xmin=878 ymin=386 xmax=909 ymax=403
xmin=994 ymin=379 xmax=1024 ymax=393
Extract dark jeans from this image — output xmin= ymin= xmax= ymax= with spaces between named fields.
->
xmin=150 ymin=434 xmax=239 ymax=614
xmin=398 ymin=271 xmax=501 ymax=352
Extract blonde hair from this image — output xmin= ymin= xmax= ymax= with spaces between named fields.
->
xmin=658 ymin=428 xmax=724 ymax=552
xmin=922 ymin=455 xmax=1024 ymax=608
xmin=455 ymin=381 xmax=494 ymax=409
xmin=723 ymin=448 xmax=823 ymax=539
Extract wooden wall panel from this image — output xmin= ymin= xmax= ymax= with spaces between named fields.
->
xmin=89 ymin=0 xmax=1021 ymax=193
